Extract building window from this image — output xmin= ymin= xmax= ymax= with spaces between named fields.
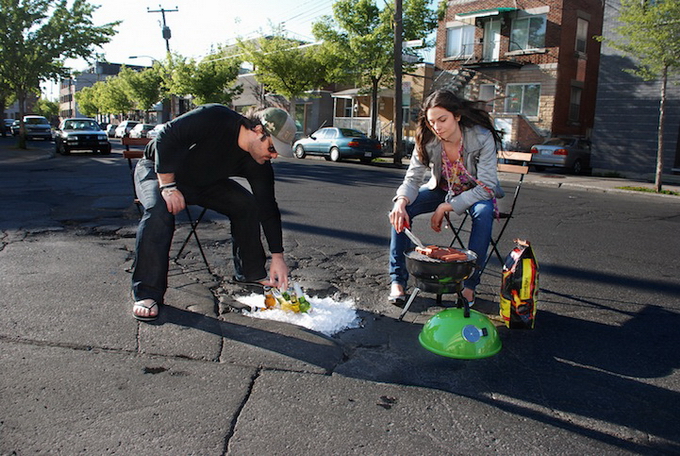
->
xmin=575 ymin=18 xmax=589 ymax=54
xmin=505 ymin=83 xmax=541 ymax=117
xmin=445 ymin=25 xmax=475 ymax=58
xmin=569 ymin=86 xmax=582 ymax=122
xmin=479 ymin=84 xmax=496 ymax=112
xmin=509 ymin=14 xmax=547 ymax=51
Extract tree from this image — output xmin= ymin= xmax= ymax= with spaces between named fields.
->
xmin=601 ymin=0 xmax=680 ymax=192
xmin=97 ymin=75 xmax=135 ymax=118
xmin=74 ymin=84 xmax=100 ymax=118
xmin=171 ymin=53 xmax=243 ymax=106
xmin=0 ymin=0 xmax=118 ymax=148
xmin=32 ymin=97 xmax=59 ymax=121
xmin=238 ymin=31 xmax=328 ymax=113
xmin=312 ymin=0 xmax=438 ymax=139
xmin=117 ymin=66 xmax=164 ymax=121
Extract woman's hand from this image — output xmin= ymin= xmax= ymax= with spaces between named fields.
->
xmin=430 ymin=202 xmax=452 ymax=233
xmin=161 ymin=188 xmax=186 ymax=215
xmin=389 ymin=198 xmax=410 ymax=233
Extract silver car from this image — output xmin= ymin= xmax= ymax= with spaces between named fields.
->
xmin=530 ymin=137 xmax=592 ymax=174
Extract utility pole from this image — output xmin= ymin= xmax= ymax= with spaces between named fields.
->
xmin=393 ymin=0 xmax=403 ymax=164
xmin=147 ymin=5 xmax=178 ymax=119
xmin=147 ymin=5 xmax=178 ymax=54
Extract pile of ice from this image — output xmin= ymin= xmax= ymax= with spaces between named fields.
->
xmin=236 ymin=293 xmax=361 ymax=336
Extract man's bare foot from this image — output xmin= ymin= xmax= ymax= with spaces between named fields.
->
xmin=133 ymin=299 xmax=159 ymax=321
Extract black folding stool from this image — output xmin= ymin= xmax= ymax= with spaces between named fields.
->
xmin=124 ymin=149 xmax=212 ymax=273
xmin=444 ymin=150 xmax=533 ymax=276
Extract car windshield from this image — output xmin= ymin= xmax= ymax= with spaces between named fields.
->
xmin=26 ymin=117 xmax=49 ymax=125
xmin=64 ymin=120 xmax=99 ymax=130
xmin=339 ymin=128 xmax=365 ymax=138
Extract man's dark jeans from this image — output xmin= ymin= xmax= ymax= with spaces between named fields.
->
xmin=132 ymin=159 xmax=267 ymax=303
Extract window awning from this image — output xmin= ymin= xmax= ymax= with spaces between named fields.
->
xmin=455 ymin=7 xmax=517 ymax=23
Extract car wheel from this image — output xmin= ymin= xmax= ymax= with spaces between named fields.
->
xmin=571 ymin=159 xmax=583 ymax=175
xmin=533 ymin=165 xmax=545 ymax=172
xmin=100 ymin=146 xmax=111 ymax=155
xmin=329 ymin=147 xmax=341 ymax=162
xmin=60 ymin=144 xmax=70 ymax=155
xmin=294 ymin=145 xmax=306 ymax=159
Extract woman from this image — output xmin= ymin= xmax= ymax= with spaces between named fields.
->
xmin=388 ymin=90 xmax=504 ymax=306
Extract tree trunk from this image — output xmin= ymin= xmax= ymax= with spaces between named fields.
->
xmin=654 ymin=65 xmax=667 ymax=193
xmin=17 ymin=89 xmax=27 ymax=150
xmin=370 ymin=77 xmax=379 ymax=140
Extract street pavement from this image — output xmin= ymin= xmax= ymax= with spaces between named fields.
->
xmin=1 ymin=138 xmax=679 ymax=455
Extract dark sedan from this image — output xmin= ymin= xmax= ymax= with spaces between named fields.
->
xmin=293 ymin=127 xmax=382 ymax=163
xmin=54 ymin=118 xmax=111 ymax=155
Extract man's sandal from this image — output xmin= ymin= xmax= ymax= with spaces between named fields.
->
xmin=133 ymin=299 xmax=159 ymax=322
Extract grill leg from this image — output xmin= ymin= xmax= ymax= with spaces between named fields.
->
xmin=398 ymin=288 xmax=421 ymax=321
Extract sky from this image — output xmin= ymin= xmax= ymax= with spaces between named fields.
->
xmin=42 ymin=0 xmax=340 ymax=98
xmin=42 ymin=0 xmax=433 ymax=99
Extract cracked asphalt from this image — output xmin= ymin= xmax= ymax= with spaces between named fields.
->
xmin=1 ymin=137 xmax=679 ymax=455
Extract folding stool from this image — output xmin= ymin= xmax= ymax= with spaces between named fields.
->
xmin=444 ymin=150 xmax=533 ymax=276
xmin=123 ymin=149 xmax=211 ymax=273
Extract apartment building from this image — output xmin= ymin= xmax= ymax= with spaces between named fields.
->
xmin=434 ymin=0 xmax=604 ymax=151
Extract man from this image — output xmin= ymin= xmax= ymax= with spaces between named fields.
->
xmin=131 ymin=104 xmax=296 ymax=321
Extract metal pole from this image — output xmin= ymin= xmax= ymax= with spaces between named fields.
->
xmin=393 ymin=0 xmax=403 ymax=164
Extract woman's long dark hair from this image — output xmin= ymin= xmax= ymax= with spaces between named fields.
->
xmin=415 ymin=90 xmax=503 ymax=166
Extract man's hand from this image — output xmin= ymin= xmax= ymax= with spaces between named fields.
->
xmin=268 ymin=253 xmax=289 ymax=290
xmin=162 ymin=188 xmax=186 ymax=215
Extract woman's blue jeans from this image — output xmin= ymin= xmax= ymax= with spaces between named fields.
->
xmin=131 ymin=159 xmax=267 ymax=303
xmin=389 ymin=187 xmax=494 ymax=291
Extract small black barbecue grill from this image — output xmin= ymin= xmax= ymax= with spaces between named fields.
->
xmin=398 ymin=248 xmax=477 ymax=321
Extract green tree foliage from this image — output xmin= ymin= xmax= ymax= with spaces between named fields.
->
xmin=74 ymin=84 xmax=99 ymax=118
xmin=97 ymin=75 xmax=135 ymax=118
xmin=171 ymin=53 xmax=243 ymax=106
xmin=312 ymin=0 xmax=437 ymax=138
xmin=602 ymin=0 xmax=680 ymax=191
xmin=0 ymin=0 xmax=118 ymax=148
xmin=117 ymin=66 xmax=163 ymax=119
xmin=33 ymin=97 xmax=59 ymax=120
xmin=237 ymin=31 xmax=327 ymax=112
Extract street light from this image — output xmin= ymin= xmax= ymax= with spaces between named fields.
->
xmin=129 ymin=55 xmax=158 ymax=65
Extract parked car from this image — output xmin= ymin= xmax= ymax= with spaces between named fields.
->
xmin=16 ymin=115 xmax=53 ymax=140
xmin=292 ymin=127 xmax=382 ymax=163
xmin=11 ymin=120 xmax=20 ymax=136
xmin=2 ymin=119 xmax=13 ymax=137
xmin=114 ymin=120 xmax=139 ymax=138
xmin=128 ymin=123 xmax=156 ymax=139
xmin=105 ymin=124 xmax=116 ymax=138
xmin=146 ymin=123 xmax=165 ymax=140
xmin=530 ymin=137 xmax=592 ymax=174
xmin=54 ymin=118 xmax=111 ymax=155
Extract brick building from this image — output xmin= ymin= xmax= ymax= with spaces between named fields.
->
xmin=433 ymin=0 xmax=604 ymax=151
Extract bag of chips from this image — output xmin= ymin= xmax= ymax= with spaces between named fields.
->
xmin=499 ymin=239 xmax=539 ymax=329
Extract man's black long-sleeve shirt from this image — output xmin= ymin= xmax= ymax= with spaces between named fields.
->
xmin=144 ymin=104 xmax=284 ymax=254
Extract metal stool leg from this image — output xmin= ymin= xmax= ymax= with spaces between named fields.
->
xmin=174 ymin=207 xmax=211 ymax=273
xmin=398 ymin=288 xmax=421 ymax=321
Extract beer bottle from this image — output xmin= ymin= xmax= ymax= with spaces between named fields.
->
xmin=294 ymin=282 xmax=311 ymax=313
